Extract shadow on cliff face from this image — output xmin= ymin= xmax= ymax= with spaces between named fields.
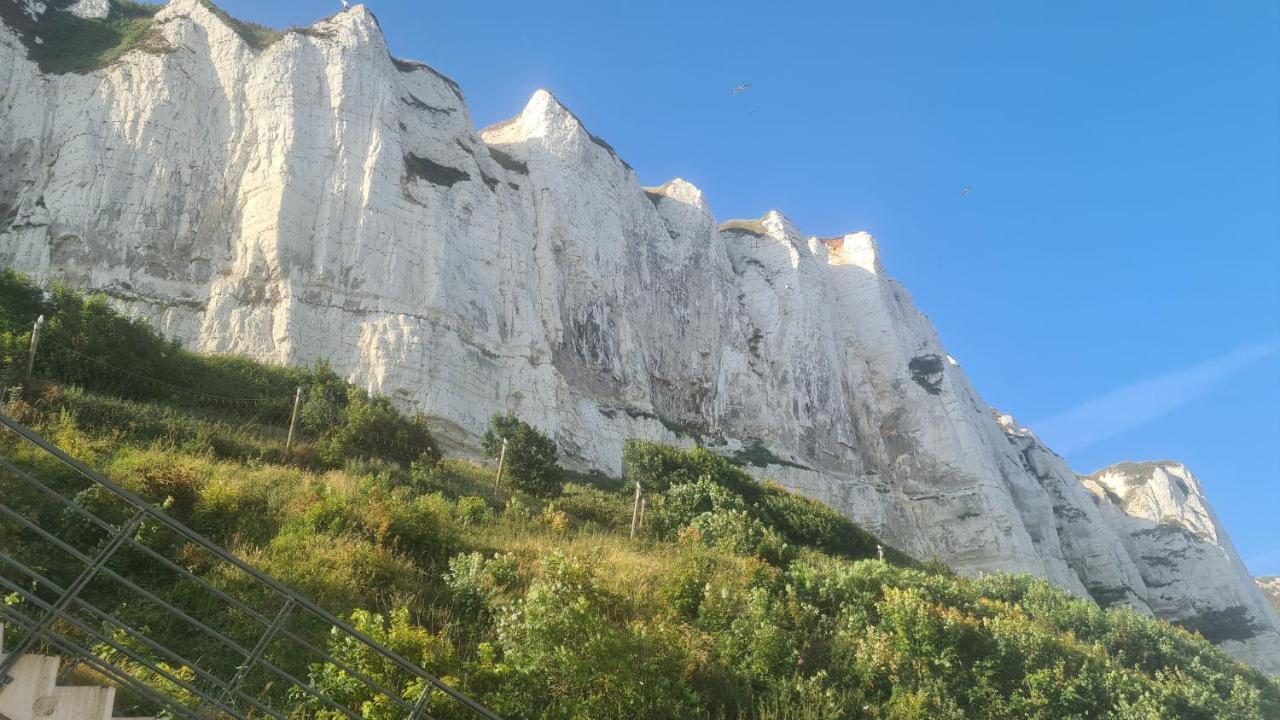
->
xmin=1109 ymin=512 xmax=1276 ymax=644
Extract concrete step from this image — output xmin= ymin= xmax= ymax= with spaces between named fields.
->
xmin=0 ymin=653 xmax=62 ymax=718
xmin=30 ymin=685 xmax=116 ymax=720
xmin=1 ymin=625 xmax=153 ymax=720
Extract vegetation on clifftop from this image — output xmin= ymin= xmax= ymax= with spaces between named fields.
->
xmin=0 ymin=270 xmax=1277 ymax=719
xmin=0 ymin=1 xmax=168 ymax=75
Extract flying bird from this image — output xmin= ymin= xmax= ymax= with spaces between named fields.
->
xmin=730 ymin=83 xmax=752 ymax=95
xmin=960 ymin=185 xmax=972 ymax=197
xmin=340 ymin=0 xmax=349 ymax=8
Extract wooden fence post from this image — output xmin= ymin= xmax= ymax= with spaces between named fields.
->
xmin=630 ymin=482 xmax=643 ymax=539
xmin=284 ymin=386 xmax=302 ymax=457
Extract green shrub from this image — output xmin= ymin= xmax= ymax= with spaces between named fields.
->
xmin=304 ymin=608 xmax=457 ymax=720
xmin=455 ymin=496 xmax=492 ymax=527
xmin=691 ymin=509 xmax=789 ymax=565
xmin=384 ymin=491 xmax=460 ymax=566
xmin=443 ymin=552 xmax=519 ymax=619
xmin=623 ymin=440 xmax=755 ymax=495
xmin=649 ymin=474 xmax=747 ymax=535
xmin=318 ymin=391 xmax=441 ymax=468
xmin=482 ymin=414 xmax=562 ymax=498
xmin=547 ymin=484 xmax=630 ymax=530
xmin=0 ymin=268 xmax=46 ymax=333
xmin=472 ymin=553 xmax=697 ymax=718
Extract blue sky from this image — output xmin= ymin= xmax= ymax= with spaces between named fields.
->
xmin=217 ymin=0 xmax=1280 ymax=575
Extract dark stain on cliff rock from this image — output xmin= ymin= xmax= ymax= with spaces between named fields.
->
xmin=488 ymin=148 xmax=528 ymax=175
xmin=402 ymin=92 xmax=454 ymax=115
xmin=908 ymin=354 xmax=945 ymax=395
xmin=404 ymin=153 xmax=470 ymax=188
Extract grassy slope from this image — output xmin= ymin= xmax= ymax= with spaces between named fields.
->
xmin=0 ymin=274 xmax=1277 ymax=718
xmin=0 ymin=1 xmax=170 ymax=75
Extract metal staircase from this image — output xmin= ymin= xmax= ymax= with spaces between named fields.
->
xmin=0 ymin=410 xmax=502 ymax=720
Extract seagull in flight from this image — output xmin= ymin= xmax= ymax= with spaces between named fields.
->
xmin=730 ymin=83 xmax=752 ymax=95
xmin=340 ymin=0 xmax=349 ymax=8
xmin=960 ymin=185 xmax=972 ymax=197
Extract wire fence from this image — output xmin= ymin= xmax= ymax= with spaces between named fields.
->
xmin=0 ymin=408 xmax=502 ymax=719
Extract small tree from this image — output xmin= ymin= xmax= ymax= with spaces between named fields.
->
xmin=483 ymin=414 xmax=562 ymax=498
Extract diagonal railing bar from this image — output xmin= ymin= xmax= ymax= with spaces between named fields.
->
xmin=0 ymin=499 xmax=405 ymax=720
xmin=0 ymin=409 xmax=503 ymax=720
xmin=0 ymin=558 xmax=283 ymax=718
xmin=0 ymin=500 xmax=262 ymax=666
xmin=0 ymin=487 xmax=398 ymax=719
xmin=0 ymin=507 xmax=145 ymax=687
xmin=0 ymin=454 xmax=424 ymax=712
xmin=0 ymin=604 xmax=209 ymax=720
xmin=213 ymin=597 xmax=295 ymax=712
xmin=0 ymin=571 xmax=265 ymax=720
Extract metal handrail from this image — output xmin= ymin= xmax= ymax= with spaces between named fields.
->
xmin=0 ymin=409 xmax=503 ymax=720
xmin=0 ymin=454 xmax=424 ymax=714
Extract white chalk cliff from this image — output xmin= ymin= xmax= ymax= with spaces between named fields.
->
xmin=2 ymin=0 xmax=1278 ymax=674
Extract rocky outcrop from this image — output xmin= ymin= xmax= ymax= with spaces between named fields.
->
xmin=1 ymin=0 xmax=1277 ymax=673
xmin=1078 ymin=462 xmax=1280 ymax=674
xmin=1260 ymin=578 xmax=1280 ymax=617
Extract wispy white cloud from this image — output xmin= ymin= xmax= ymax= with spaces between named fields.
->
xmin=1031 ymin=341 xmax=1279 ymax=454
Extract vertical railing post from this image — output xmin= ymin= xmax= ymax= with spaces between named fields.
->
xmin=211 ymin=597 xmax=295 ymax=712
xmin=0 ymin=507 xmax=145 ymax=688
xmin=406 ymin=679 xmax=435 ymax=720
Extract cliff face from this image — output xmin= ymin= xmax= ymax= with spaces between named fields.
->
xmin=2 ymin=0 xmax=1277 ymax=674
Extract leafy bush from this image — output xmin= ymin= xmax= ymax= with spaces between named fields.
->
xmin=638 ymin=444 xmax=908 ymax=565
xmin=471 ymin=553 xmax=698 ymax=719
xmin=443 ymin=552 xmax=518 ymax=620
xmin=482 ymin=414 xmax=562 ymax=498
xmin=0 ymin=268 xmax=46 ymax=334
xmin=317 ymin=390 xmax=440 ymax=468
xmin=624 ymin=440 xmax=755 ymax=494
xmin=455 ymin=496 xmax=491 ymax=527
xmin=304 ymin=608 xmax=457 ymax=720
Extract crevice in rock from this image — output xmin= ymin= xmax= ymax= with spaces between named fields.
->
xmin=488 ymin=147 xmax=528 ymax=175
xmin=402 ymin=92 xmax=454 ymax=114
xmin=404 ymin=153 xmax=469 ymax=187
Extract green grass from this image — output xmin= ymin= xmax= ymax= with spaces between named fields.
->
xmin=0 ymin=0 xmax=329 ymax=75
xmin=4 ymin=380 xmax=1280 ymax=718
xmin=720 ymin=218 xmax=770 ymax=238
xmin=195 ymin=0 xmax=281 ymax=49
xmin=2 ymin=1 xmax=169 ymax=75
